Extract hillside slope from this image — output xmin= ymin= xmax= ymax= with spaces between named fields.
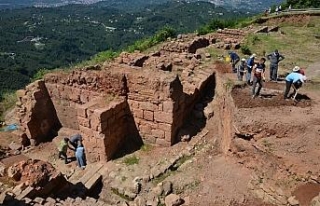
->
xmin=0 ymin=1 xmax=246 ymax=95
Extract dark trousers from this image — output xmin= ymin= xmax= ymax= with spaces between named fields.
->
xmin=270 ymin=64 xmax=278 ymax=81
xmin=58 ymin=151 xmax=68 ymax=164
xmin=237 ymin=71 xmax=245 ymax=81
xmin=284 ymin=80 xmax=302 ymax=99
xmin=252 ymin=76 xmax=263 ymax=96
xmin=232 ymin=59 xmax=239 ymax=72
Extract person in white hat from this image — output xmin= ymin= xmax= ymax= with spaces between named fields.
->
xmin=284 ymin=66 xmax=305 ymax=99
xmin=246 ymin=53 xmax=256 ymax=85
xmin=237 ymin=58 xmax=247 ymax=81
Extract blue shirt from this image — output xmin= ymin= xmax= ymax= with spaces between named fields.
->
xmin=230 ymin=52 xmax=239 ymax=61
xmin=285 ymin=72 xmax=304 ymax=83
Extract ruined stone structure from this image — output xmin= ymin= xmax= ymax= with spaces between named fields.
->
xmin=14 ymin=30 xmax=244 ymax=162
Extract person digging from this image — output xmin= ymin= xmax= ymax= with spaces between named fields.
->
xmin=58 ymin=137 xmax=72 ymax=164
xmin=284 ymin=66 xmax=306 ymax=100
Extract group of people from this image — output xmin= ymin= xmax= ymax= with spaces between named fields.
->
xmin=58 ymin=134 xmax=86 ymax=169
xmin=228 ymin=49 xmax=306 ymax=100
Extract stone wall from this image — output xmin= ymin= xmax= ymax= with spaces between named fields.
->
xmin=16 ymin=33 xmax=219 ymax=162
xmin=125 ymin=70 xmax=184 ymax=146
xmin=76 ymin=97 xmax=129 ymax=162
xmin=16 ymin=81 xmax=61 ymax=145
xmin=44 ymin=70 xmax=126 ymax=130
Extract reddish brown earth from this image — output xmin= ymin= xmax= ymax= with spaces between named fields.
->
xmin=232 ymin=84 xmax=312 ymax=108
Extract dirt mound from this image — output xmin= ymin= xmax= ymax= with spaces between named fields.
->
xmin=261 ymin=14 xmax=312 ymax=26
xmin=214 ymin=60 xmax=232 ymax=74
xmin=293 ymin=183 xmax=320 ymax=206
xmin=7 ymin=159 xmax=58 ymax=187
xmin=232 ymin=87 xmax=311 ymax=108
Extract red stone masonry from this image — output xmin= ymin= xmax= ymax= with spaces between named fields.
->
xmin=16 ymin=34 xmax=218 ymax=162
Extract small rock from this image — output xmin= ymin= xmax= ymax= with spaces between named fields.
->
xmin=205 ymin=53 xmax=211 ymax=58
xmin=124 ymin=190 xmax=137 ymax=200
xmin=34 ymin=197 xmax=44 ymax=204
xmin=288 ymin=196 xmax=299 ymax=206
xmin=165 ymin=194 xmax=183 ymax=206
xmin=134 ymin=196 xmax=147 ymax=206
xmin=9 ymin=142 xmax=22 ymax=151
xmin=162 ymin=181 xmax=173 ymax=196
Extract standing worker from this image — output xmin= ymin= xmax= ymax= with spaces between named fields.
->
xmin=252 ymin=58 xmax=266 ymax=98
xmin=237 ymin=58 xmax=247 ymax=81
xmin=228 ymin=51 xmax=240 ymax=73
xmin=246 ymin=53 xmax=256 ymax=85
xmin=267 ymin=49 xmax=285 ymax=81
xmin=75 ymin=141 xmax=86 ymax=169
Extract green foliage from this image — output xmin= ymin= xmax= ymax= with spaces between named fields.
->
xmin=140 ymin=144 xmax=153 ymax=152
xmin=123 ymin=155 xmax=139 ymax=166
xmin=251 ymin=36 xmax=261 ymax=45
xmin=89 ymin=50 xmax=119 ymax=64
xmin=197 ymin=19 xmax=237 ymax=35
xmin=286 ymin=0 xmax=320 ymax=8
xmin=241 ymin=45 xmax=252 ymax=55
xmin=127 ymin=26 xmax=176 ymax=52
xmin=0 ymin=91 xmax=17 ymax=121
xmin=32 ymin=68 xmax=50 ymax=81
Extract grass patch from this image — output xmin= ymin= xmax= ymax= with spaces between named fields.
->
xmin=152 ymin=170 xmax=178 ymax=185
xmin=0 ymin=91 xmax=17 ymax=121
xmin=111 ymin=188 xmax=132 ymax=201
xmin=224 ymin=78 xmax=235 ymax=91
xmin=174 ymin=155 xmax=192 ymax=168
xmin=123 ymin=155 xmax=139 ymax=166
xmin=140 ymin=144 xmax=153 ymax=152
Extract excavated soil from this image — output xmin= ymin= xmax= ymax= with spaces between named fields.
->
xmin=293 ymin=183 xmax=320 ymax=206
xmin=232 ymin=85 xmax=312 ymax=108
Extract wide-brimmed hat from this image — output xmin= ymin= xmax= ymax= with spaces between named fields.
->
xmin=241 ymin=58 xmax=246 ymax=62
xmin=251 ymin=53 xmax=256 ymax=58
xmin=293 ymin=66 xmax=300 ymax=72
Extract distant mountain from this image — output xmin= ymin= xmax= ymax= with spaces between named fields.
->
xmin=0 ymin=0 xmax=285 ymax=11
xmin=0 ymin=1 xmax=246 ymax=94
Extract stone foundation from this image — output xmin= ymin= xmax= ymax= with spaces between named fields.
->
xmin=15 ymin=34 xmax=218 ymax=162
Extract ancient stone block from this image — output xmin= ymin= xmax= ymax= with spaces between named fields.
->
xmin=132 ymin=108 xmax=143 ymax=119
xmin=154 ymin=111 xmax=173 ymax=124
xmin=152 ymin=129 xmax=165 ymax=139
xmin=139 ymin=102 xmax=154 ymax=111
xmin=77 ymin=117 xmax=90 ymax=128
xmin=163 ymin=101 xmax=174 ymax=112
xmin=143 ymin=110 xmax=154 ymax=121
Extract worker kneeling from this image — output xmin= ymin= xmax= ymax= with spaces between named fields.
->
xmin=284 ymin=66 xmax=306 ymax=100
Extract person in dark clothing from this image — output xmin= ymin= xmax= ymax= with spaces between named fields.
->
xmin=69 ymin=134 xmax=83 ymax=150
xmin=246 ymin=54 xmax=256 ymax=85
xmin=228 ymin=51 xmax=240 ymax=73
xmin=252 ymin=58 xmax=266 ymax=98
xmin=267 ymin=49 xmax=285 ymax=81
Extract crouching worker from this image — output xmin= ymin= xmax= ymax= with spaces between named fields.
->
xmin=252 ymin=58 xmax=266 ymax=98
xmin=69 ymin=134 xmax=82 ymax=150
xmin=58 ymin=138 xmax=70 ymax=164
xmin=76 ymin=141 xmax=86 ymax=169
xmin=284 ymin=66 xmax=305 ymax=100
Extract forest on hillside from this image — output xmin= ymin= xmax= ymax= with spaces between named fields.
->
xmin=0 ymin=1 xmax=248 ymax=96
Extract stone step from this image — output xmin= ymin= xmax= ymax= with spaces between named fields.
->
xmin=16 ymin=186 xmax=34 ymax=200
xmin=69 ymin=163 xmax=104 ymax=191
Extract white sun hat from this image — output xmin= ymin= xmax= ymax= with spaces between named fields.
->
xmin=293 ymin=66 xmax=300 ymax=72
